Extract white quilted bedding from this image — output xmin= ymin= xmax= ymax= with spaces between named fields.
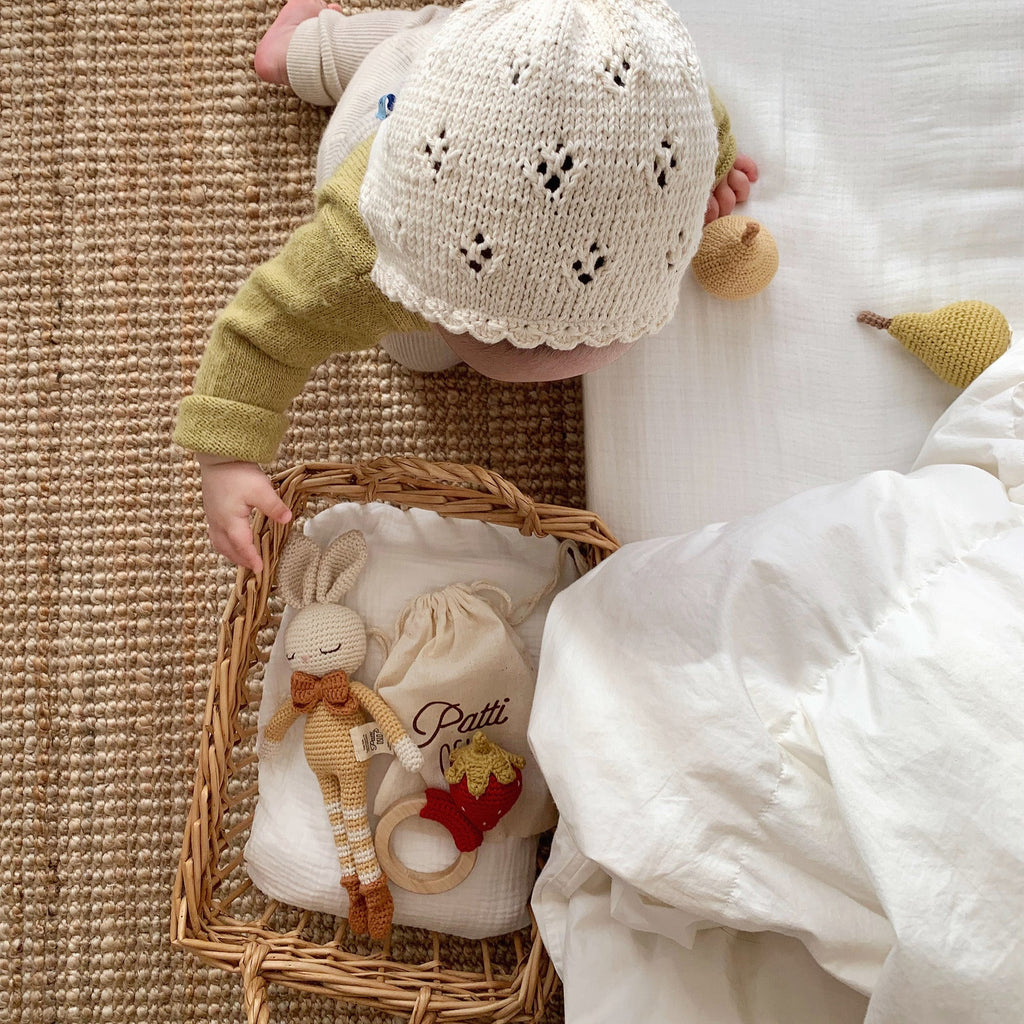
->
xmin=533 ymin=335 xmax=1024 ymax=1024
xmin=540 ymin=0 xmax=1024 ymax=1018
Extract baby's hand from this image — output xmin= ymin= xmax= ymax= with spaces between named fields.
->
xmin=197 ymin=456 xmax=292 ymax=573
xmin=705 ymin=154 xmax=759 ymax=225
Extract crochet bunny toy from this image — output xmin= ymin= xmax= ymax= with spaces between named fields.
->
xmin=261 ymin=529 xmax=423 ymax=939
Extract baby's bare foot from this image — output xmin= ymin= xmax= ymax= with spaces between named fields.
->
xmin=254 ymin=0 xmax=330 ymax=84
xmin=705 ymin=154 xmax=758 ymax=225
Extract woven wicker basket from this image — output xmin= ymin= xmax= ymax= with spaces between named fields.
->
xmin=170 ymin=457 xmax=620 ymax=1023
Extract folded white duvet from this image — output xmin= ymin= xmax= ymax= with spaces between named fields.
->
xmin=530 ymin=342 xmax=1024 ymax=1022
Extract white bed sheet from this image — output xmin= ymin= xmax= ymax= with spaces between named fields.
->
xmin=554 ymin=2 xmax=1024 ymax=1019
xmin=585 ymin=0 xmax=1024 ymax=544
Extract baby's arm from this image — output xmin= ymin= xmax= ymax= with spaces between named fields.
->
xmin=175 ymin=137 xmax=425 ymax=465
xmin=256 ymin=2 xmax=445 ymax=104
xmin=174 ymin=139 xmax=429 ymax=570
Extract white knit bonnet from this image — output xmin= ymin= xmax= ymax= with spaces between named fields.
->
xmin=359 ymin=0 xmax=718 ymax=350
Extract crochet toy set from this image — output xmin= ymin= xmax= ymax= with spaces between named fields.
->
xmin=254 ymin=513 xmax=571 ymax=940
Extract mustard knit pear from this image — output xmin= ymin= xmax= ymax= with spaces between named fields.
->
xmin=857 ymin=301 xmax=1011 ymax=388
xmin=691 ymin=215 xmax=779 ymax=300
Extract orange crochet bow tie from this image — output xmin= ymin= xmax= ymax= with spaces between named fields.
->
xmin=290 ymin=669 xmax=359 ymax=716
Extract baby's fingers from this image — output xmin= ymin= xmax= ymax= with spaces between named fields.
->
xmin=251 ymin=486 xmax=293 ymax=527
xmin=213 ymin=520 xmax=265 ymax=574
xmin=204 ymin=512 xmax=262 ymax=577
xmin=726 ymin=167 xmax=751 ymax=205
xmin=713 ymin=180 xmax=737 ymax=217
xmin=235 ymin=486 xmax=291 ymax=572
xmin=733 ymin=153 xmax=758 ymax=182
xmin=704 ymin=193 xmax=720 ymax=225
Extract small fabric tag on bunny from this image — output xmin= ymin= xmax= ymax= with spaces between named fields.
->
xmin=350 ymin=722 xmax=393 ymax=761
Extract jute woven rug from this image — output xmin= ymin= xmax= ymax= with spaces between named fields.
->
xmin=0 ymin=1 xmax=581 ymax=1019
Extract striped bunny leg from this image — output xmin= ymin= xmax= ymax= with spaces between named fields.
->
xmin=317 ymin=774 xmax=368 ymax=934
xmin=338 ymin=790 xmax=393 ymax=939
xmin=358 ymin=874 xmax=394 ymax=940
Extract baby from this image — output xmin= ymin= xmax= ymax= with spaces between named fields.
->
xmin=174 ymin=0 xmax=758 ymax=571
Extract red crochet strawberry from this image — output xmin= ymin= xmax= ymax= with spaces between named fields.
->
xmin=420 ymin=732 xmax=525 ymax=852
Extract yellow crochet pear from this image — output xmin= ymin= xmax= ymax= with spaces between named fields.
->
xmin=857 ymin=301 xmax=1011 ymax=388
xmin=691 ymin=215 xmax=778 ymax=300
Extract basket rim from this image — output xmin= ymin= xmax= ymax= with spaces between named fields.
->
xmin=268 ymin=456 xmax=619 ymax=551
xmin=170 ymin=457 xmax=619 ymax=1019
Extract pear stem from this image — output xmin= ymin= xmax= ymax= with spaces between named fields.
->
xmin=740 ymin=223 xmax=760 ymax=246
xmin=857 ymin=311 xmax=892 ymax=331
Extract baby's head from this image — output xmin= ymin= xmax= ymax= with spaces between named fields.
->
xmin=360 ymin=0 xmax=717 ymax=381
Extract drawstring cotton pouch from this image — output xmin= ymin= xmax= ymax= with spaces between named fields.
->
xmin=371 ymin=577 xmax=560 ymax=839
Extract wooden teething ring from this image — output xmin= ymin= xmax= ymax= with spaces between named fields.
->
xmin=375 ymin=795 xmax=478 ymax=894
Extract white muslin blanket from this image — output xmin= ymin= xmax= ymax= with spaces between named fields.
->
xmin=530 ymin=340 xmax=1024 ymax=1023
xmin=246 ymin=502 xmax=572 ymax=939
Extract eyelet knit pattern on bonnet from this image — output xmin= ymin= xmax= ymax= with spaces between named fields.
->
xmin=359 ymin=0 xmax=718 ymax=350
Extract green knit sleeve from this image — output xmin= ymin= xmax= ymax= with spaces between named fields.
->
xmin=708 ymin=86 xmax=738 ymax=187
xmin=173 ymin=134 xmax=429 ymax=464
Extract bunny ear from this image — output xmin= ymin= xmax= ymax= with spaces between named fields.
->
xmin=277 ymin=534 xmax=321 ymax=608
xmin=318 ymin=530 xmax=368 ymax=604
